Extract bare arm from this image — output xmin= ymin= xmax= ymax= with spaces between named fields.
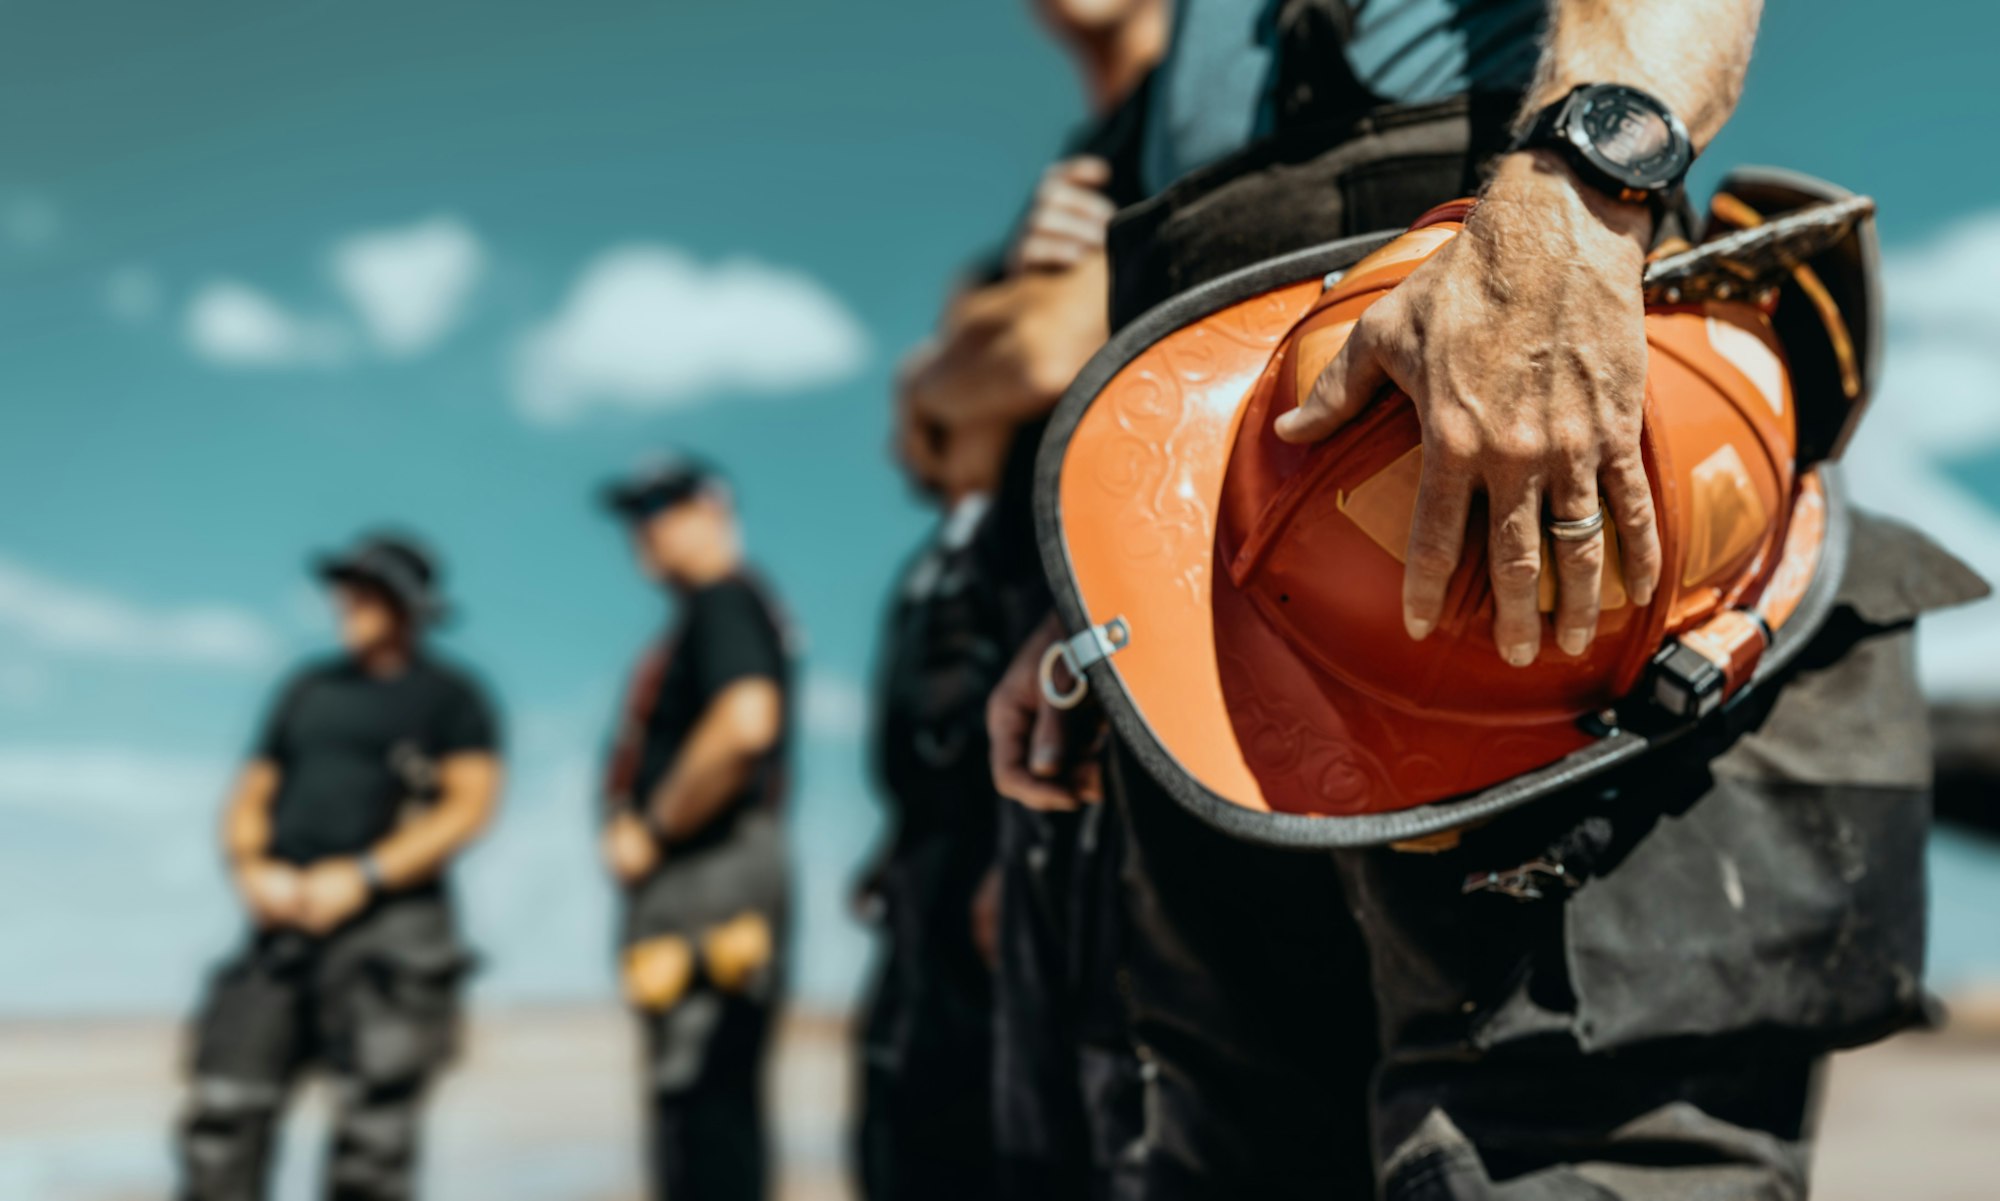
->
xmin=645 ymin=677 xmax=783 ymax=843
xmin=1283 ymin=0 xmax=1762 ymax=665
xmin=222 ymin=760 xmax=305 ymax=928
xmin=899 ymin=156 xmax=1117 ymax=477
xmin=1527 ymin=0 xmax=1759 ymax=149
xmin=221 ymin=760 xmax=281 ymax=865
xmin=295 ymin=752 xmax=502 ymax=935
xmin=370 ymin=753 xmax=504 ymax=888
xmin=903 ymin=256 xmax=1110 ymax=434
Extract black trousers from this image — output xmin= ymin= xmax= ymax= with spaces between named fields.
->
xmin=857 ymin=838 xmax=997 ymax=1201
xmin=646 ymin=989 xmax=775 ymax=1201
xmin=177 ymin=896 xmax=467 ymax=1201
xmin=1103 ymin=513 xmax=1979 ymax=1200
xmin=994 ymin=801 xmax=1144 ymax=1201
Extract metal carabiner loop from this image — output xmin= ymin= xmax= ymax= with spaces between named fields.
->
xmin=1039 ymin=640 xmax=1088 ymax=710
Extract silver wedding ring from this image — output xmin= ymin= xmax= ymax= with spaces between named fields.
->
xmin=1546 ymin=509 xmax=1606 ymax=542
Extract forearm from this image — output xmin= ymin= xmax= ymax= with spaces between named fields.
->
xmin=1477 ymin=2 xmax=1764 ymax=265
xmin=220 ymin=762 xmax=279 ymax=863
xmin=646 ymin=679 xmax=780 ymax=842
xmin=1528 ymin=0 xmax=1762 ymax=149
xmin=646 ymin=722 xmax=759 ymax=843
xmin=907 ymin=262 xmax=1110 ymax=428
xmin=368 ymin=755 xmax=501 ymax=888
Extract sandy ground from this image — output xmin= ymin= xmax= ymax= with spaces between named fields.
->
xmin=4 ymin=1003 xmax=1997 ymax=1200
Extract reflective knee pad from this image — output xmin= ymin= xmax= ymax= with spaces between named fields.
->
xmin=625 ymin=934 xmax=697 ymax=1013
xmin=327 ymin=1077 xmax=424 ymax=1201
xmin=178 ymin=1076 xmax=284 ymax=1201
xmin=701 ymin=912 xmax=774 ymax=997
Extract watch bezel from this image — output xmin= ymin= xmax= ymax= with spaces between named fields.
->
xmin=1561 ymin=83 xmax=1693 ymax=195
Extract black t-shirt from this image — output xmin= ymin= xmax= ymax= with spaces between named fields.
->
xmin=619 ymin=574 xmax=793 ymax=832
xmin=256 ymin=654 xmax=500 ymax=865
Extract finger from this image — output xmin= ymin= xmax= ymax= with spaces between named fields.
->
xmin=1274 ymin=317 xmax=1391 ymax=444
xmin=1072 ymin=756 xmax=1104 ymax=806
xmin=1546 ymin=464 xmax=1605 ymax=657
xmin=1486 ymin=475 xmax=1546 ymax=667
xmin=995 ymin=757 xmax=1081 ymax=812
xmin=1030 ymin=183 xmax=1116 ymax=232
xmin=1048 ymin=156 xmax=1111 ymax=190
xmin=1022 ymin=205 xmax=1109 ymax=251
xmin=1013 ymin=234 xmax=1088 ymax=273
xmin=1600 ymin=452 xmax=1662 ymax=608
xmin=988 ymin=689 xmax=1077 ymax=812
xmin=1401 ymin=449 xmax=1474 ymax=641
xmin=1029 ymin=700 xmax=1068 ymax=779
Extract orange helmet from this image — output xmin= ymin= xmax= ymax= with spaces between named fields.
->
xmin=1036 ymin=168 xmax=1879 ymax=847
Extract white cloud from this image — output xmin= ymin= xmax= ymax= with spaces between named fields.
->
xmin=514 ymin=246 xmax=868 ymax=423
xmin=183 ymin=279 xmax=349 ymax=368
xmin=331 ymin=214 xmax=485 ymax=358
xmin=0 ymin=553 xmax=279 ymax=669
xmin=1844 ymin=211 xmax=2000 ymax=697
xmin=0 ymin=745 xmax=232 ymax=817
xmin=801 ymin=669 xmax=868 ymax=741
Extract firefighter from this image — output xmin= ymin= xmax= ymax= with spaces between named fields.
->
xmin=599 ymin=456 xmax=796 ymax=1201
xmin=887 ymin=2 xmax=1165 ymax=1196
xmin=992 ymin=2 xmax=1991 ymax=1197
xmin=176 ymin=532 xmax=503 ymax=1201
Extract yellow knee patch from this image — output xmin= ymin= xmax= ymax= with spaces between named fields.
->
xmin=701 ymin=912 xmax=773 ymax=995
xmin=623 ymin=935 xmax=695 ymax=1013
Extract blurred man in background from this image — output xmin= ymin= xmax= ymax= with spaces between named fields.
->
xmin=889 ymin=2 xmax=1164 ymax=1197
xmin=990 ymin=0 xmax=1990 ymax=1197
xmin=852 ymin=440 xmax=1008 ymax=1199
xmin=600 ymin=458 xmax=795 ymax=1201
xmin=176 ymin=532 xmax=503 ymax=1201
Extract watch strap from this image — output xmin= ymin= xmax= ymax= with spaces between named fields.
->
xmin=359 ymin=852 xmax=388 ymax=895
xmin=1509 ymin=85 xmax=1680 ymax=229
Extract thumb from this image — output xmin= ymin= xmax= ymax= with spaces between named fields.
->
xmin=1028 ymin=700 xmax=1067 ymax=778
xmin=1274 ymin=316 xmax=1391 ymax=444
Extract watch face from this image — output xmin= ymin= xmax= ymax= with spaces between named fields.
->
xmin=1574 ymin=85 xmax=1689 ymax=189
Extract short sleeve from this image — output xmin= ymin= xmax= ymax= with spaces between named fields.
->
xmin=694 ymin=583 xmax=786 ymax=700
xmin=436 ymin=674 xmax=502 ymax=756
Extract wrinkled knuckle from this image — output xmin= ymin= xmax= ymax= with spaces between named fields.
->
xmin=1491 ymin=554 xmax=1542 ymax=588
xmin=1497 ymin=427 xmax=1547 ymax=465
xmin=1563 ymin=537 xmax=1606 ymax=569
xmin=1407 ymin=542 xmax=1461 ymax=581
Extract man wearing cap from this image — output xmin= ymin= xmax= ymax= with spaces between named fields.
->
xmin=599 ymin=458 xmax=795 ymax=1201
xmin=176 ymin=532 xmax=503 ymax=1201
xmin=989 ymin=1 xmax=1988 ymax=1198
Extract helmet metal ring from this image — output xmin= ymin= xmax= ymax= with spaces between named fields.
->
xmin=1039 ymin=641 xmax=1088 ymax=710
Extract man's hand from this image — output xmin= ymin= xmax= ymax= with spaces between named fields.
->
xmin=234 ymin=858 xmax=304 ymax=929
xmin=1277 ymin=153 xmax=1664 ymax=665
xmin=603 ymin=810 xmax=661 ymax=886
xmin=1011 ymin=157 xmax=1115 ymax=274
xmin=988 ymin=613 xmax=1105 ymax=811
xmin=296 ymin=858 xmax=371 ymax=936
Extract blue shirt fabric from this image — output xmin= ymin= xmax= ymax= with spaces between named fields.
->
xmin=1141 ymin=0 xmax=1547 ymax=195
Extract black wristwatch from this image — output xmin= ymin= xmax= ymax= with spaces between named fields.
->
xmin=1510 ymin=83 xmax=1692 ymax=218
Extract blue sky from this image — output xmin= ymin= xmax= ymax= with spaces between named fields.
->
xmin=1 ymin=0 xmax=1996 ymax=1015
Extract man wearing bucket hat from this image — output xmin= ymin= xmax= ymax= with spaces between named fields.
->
xmin=599 ymin=456 xmax=796 ymax=1201
xmin=176 ymin=532 xmax=503 ymax=1201
xmin=989 ymin=2 xmax=1990 ymax=1198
